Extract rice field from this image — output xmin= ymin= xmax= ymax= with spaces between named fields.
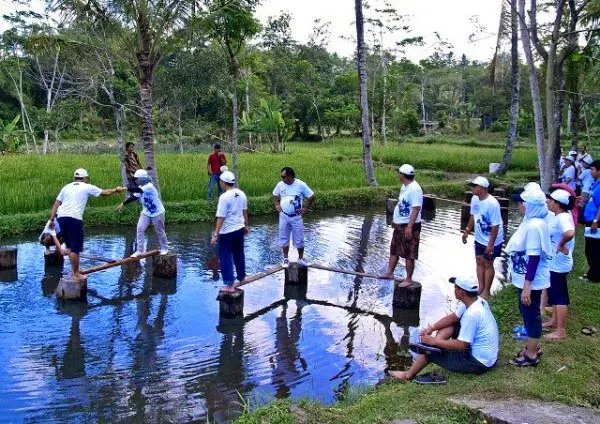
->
xmin=0 ymin=137 xmax=539 ymax=216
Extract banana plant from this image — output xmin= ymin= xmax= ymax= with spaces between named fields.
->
xmin=0 ymin=114 xmax=22 ymax=153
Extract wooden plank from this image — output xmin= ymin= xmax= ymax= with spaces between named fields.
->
xmin=307 ymin=263 xmax=404 ymax=283
xmin=80 ymin=253 xmax=117 ymax=263
xmin=236 ymin=264 xmax=284 ymax=288
xmin=80 ymin=250 xmax=159 ymax=275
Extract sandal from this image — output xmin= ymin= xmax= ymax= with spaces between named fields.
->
xmin=582 ymin=327 xmax=598 ymax=336
xmin=514 ymin=346 xmax=543 ymax=358
xmin=509 ymin=354 xmax=539 ymax=367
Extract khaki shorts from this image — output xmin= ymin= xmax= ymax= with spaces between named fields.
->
xmin=390 ymin=223 xmax=421 ymax=260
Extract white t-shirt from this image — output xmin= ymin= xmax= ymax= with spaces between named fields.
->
xmin=39 ymin=219 xmax=61 ymax=242
xmin=216 ymin=188 xmax=248 ymax=234
xmin=560 ymin=166 xmax=577 ymax=191
xmin=580 ymin=168 xmax=594 ymax=194
xmin=56 ymin=182 xmax=103 ymax=221
xmin=547 ymin=211 xmax=575 ymax=273
xmin=139 ymin=182 xmax=165 ymax=217
xmin=470 ymin=195 xmax=504 ymax=246
xmin=509 ymin=219 xmax=551 ymax=290
xmin=455 ymin=298 xmax=499 ymax=367
xmin=272 ymin=179 xmax=314 ymax=216
xmin=393 ymin=181 xmax=423 ymax=224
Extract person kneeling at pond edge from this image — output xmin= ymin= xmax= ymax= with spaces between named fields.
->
xmin=116 ymin=169 xmax=169 ymax=256
xmin=389 ymin=275 xmax=499 ymax=385
xmin=211 ymin=171 xmax=249 ymax=293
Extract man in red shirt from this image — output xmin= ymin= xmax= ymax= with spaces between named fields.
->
xmin=207 ymin=144 xmax=227 ymax=200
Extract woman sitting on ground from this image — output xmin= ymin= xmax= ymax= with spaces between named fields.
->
xmin=543 ymin=189 xmax=575 ymax=340
xmin=507 ymin=185 xmax=552 ymax=366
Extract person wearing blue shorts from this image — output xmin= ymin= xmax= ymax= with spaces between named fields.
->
xmin=462 ymin=176 xmax=504 ymax=298
xmin=389 ymin=275 xmax=499 ymax=384
xmin=49 ymin=168 xmax=123 ymax=281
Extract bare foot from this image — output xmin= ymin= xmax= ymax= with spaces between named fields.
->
xmin=219 ymin=286 xmax=236 ymax=293
xmin=378 ymin=273 xmax=394 ymax=280
xmin=542 ymin=321 xmax=556 ymax=328
xmin=398 ymin=279 xmax=413 ymax=288
xmin=544 ymin=330 xmax=566 ymax=340
xmin=480 ymin=291 xmax=491 ymax=299
xmin=388 ymin=370 xmax=411 ymax=381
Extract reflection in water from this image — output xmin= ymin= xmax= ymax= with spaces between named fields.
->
xmin=0 ymin=206 xmax=520 ymax=422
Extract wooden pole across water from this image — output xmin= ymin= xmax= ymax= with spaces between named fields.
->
xmin=236 ymin=264 xmax=284 ymax=288
xmin=80 ymin=250 xmax=159 ymax=275
xmin=308 ymin=263 xmax=404 ymax=283
xmin=79 ymin=253 xmax=117 ymax=263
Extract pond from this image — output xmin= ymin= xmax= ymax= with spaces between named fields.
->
xmin=0 ymin=203 xmax=520 ymax=422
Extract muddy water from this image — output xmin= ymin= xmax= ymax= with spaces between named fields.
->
xmin=0 ymin=204 xmax=519 ymax=422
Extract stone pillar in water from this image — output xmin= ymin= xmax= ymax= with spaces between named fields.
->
xmin=284 ymin=263 xmax=308 ymax=300
xmin=393 ymin=282 xmax=422 ymax=310
xmin=464 ymin=191 xmax=474 ymax=204
xmin=44 ymin=250 xmax=64 ymax=268
xmin=497 ymin=197 xmax=510 ymax=224
xmin=460 ymin=204 xmax=471 ymax=230
xmin=152 ymin=252 xmax=177 ymax=278
xmin=0 ymin=248 xmax=17 ymax=269
xmin=216 ymin=289 xmax=244 ymax=319
xmin=55 ymin=275 xmax=88 ymax=301
xmin=386 ymin=198 xmax=398 ymax=225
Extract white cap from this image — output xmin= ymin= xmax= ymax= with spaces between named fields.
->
xmin=449 ymin=275 xmax=479 ymax=293
xmin=398 ymin=164 xmax=415 ymax=176
xmin=74 ymin=168 xmax=88 ymax=178
xmin=548 ymin=189 xmax=571 ymax=206
xmin=134 ymin=169 xmax=148 ymax=179
xmin=524 ymin=182 xmax=541 ymax=192
xmin=220 ymin=165 xmax=229 ymax=173
xmin=521 ymin=188 xmax=547 ymax=204
xmin=220 ymin=171 xmax=236 ymax=184
xmin=568 ymin=150 xmax=578 ymax=156
xmin=564 ymin=155 xmax=575 ymax=163
xmin=582 ymin=155 xmax=593 ymax=165
xmin=467 ymin=176 xmax=489 ymax=189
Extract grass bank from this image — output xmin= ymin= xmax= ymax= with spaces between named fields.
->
xmin=234 ymin=228 xmax=600 ymax=423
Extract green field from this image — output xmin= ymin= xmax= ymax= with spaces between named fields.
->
xmin=0 ymin=137 xmax=539 ymax=216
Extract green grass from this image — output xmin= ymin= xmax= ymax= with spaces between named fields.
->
xmin=234 ymin=227 xmax=600 ymax=423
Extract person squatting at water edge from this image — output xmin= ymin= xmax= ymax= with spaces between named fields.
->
xmin=462 ymin=176 xmax=504 ymax=299
xmin=580 ymin=159 xmax=600 ymax=283
xmin=272 ymin=167 xmax=315 ymax=268
xmin=115 ymin=169 xmax=169 ymax=257
xmin=379 ymin=164 xmax=423 ymax=287
xmin=211 ymin=171 xmax=249 ymax=293
xmin=507 ymin=185 xmax=551 ymax=367
xmin=388 ymin=275 xmax=499 ymax=384
xmin=543 ymin=188 xmax=576 ymax=340
xmin=39 ymin=217 xmax=64 ymax=255
xmin=49 ymin=168 xmax=123 ymax=281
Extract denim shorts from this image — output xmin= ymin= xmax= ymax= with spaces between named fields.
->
xmin=517 ymin=288 xmax=542 ymax=339
xmin=474 ymin=241 xmax=503 ymax=261
xmin=548 ymin=271 xmax=569 ymax=306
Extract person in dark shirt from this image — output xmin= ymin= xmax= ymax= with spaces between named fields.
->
xmin=207 ymin=144 xmax=227 ymax=201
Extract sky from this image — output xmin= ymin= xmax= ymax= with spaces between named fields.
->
xmin=0 ymin=0 xmax=503 ymax=63
xmin=255 ymin=0 xmax=503 ymax=62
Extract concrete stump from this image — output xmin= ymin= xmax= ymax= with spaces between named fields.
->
xmin=493 ymin=187 xmax=507 ymax=198
xmin=55 ymin=275 xmax=88 ymax=301
xmin=284 ymin=281 xmax=308 ymax=300
xmin=393 ymin=282 xmax=422 ymax=309
xmin=285 ymin=263 xmax=308 ymax=286
xmin=152 ymin=253 xmax=177 ymax=278
xmin=216 ymin=289 xmax=244 ymax=319
xmin=0 ymin=269 xmax=18 ymax=283
xmin=497 ymin=197 xmax=510 ymax=224
xmin=0 ymin=248 xmax=17 ymax=269
xmin=422 ymin=196 xmax=436 ymax=211
xmin=464 ymin=191 xmax=474 ymax=204
xmin=460 ymin=204 xmax=471 ymax=230
xmin=386 ymin=198 xmax=398 ymax=225
xmin=44 ymin=251 xmax=64 ymax=268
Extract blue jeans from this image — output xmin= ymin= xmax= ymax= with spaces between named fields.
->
xmin=207 ymin=174 xmax=223 ymax=200
xmin=218 ymin=228 xmax=246 ymax=286
xmin=517 ymin=288 xmax=542 ymax=339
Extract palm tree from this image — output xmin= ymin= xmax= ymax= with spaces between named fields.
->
xmin=354 ymin=0 xmax=377 ymax=186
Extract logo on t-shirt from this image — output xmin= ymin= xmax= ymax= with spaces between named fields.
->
xmin=511 ymin=251 xmax=527 ymax=275
xmin=143 ymin=195 xmax=158 ymax=214
xmin=398 ymin=198 xmax=411 ymax=217
xmin=478 ymin=215 xmax=493 ymax=235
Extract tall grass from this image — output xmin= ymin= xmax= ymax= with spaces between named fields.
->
xmin=0 ymin=138 xmax=539 ymax=216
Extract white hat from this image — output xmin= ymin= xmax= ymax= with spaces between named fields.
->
xmin=519 ymin=188 xmax=547 ymax=204
xmin=220 ymin=171 xmax=236 ymax=184
xmin=568 ymin=150 xmax=578 ymax=157
xmin=467 ymin=176 xmax=489 ymax=189
xmin=220 ymin=165 xmax=229 ymax=173
xmin=582 ymin=155 xmax=593 ymax=165
xmin=548 ymin=189 xmax=571 ymax=206
xmin=134 ymin=169 xmax=148 ymax=178
xmin=398 ymin=164 xmax=415 ymax=176
xmin=564 ymin=155 xmax=575 ymax=163
xmin=449 ymin=275 xmax=479 ymax=293
xmin=523 ymin=182 xmax=541 ymax=192
xmin=74 ymin=168 xmax=88 ymax=178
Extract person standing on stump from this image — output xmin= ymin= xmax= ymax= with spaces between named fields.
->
xmin=124 ymin=142 xmax=143 ymax=197
xmin=116 ymin=169 xmax=169 ymax=257
xmin=461 ymin=176 xmax=504 ymax=298
xmin=272 ymin=167 xmax=315 ymax=268
xmin=211 ymin=171 xmax=249 ymax=293
xmin=207 ymin=144 xmax=227 ymax=201
xmin=379 ymin=164 xmax=423 ymax=287
xmin=49 ymin=168 xmax=123 ymax=281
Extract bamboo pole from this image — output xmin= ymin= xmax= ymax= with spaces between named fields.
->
xmin=80 ymin=250 xmax=159 ymax=275
xmin=80 ymin=253 xmax=117 ymax=263
xmin=308 ymin=263 xmax=403 ymax=283
xmin=236 ymin=264 xmax=284 ymax=288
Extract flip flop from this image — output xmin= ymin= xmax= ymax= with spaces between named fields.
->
xmin=509 ymin=354 xmax=539 ymax=367
xmin=409 ymin=342 xmax=442 ymax=355
xmin=582 ymin=327 xmax=598 ymax=335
